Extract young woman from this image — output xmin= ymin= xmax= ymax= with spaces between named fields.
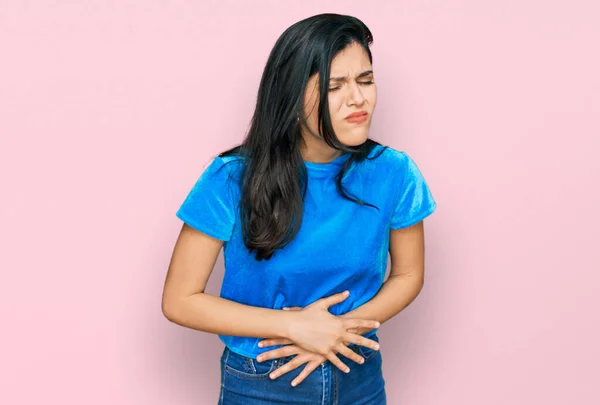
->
xmin=162 ymin=13 xmax=437 ymax=405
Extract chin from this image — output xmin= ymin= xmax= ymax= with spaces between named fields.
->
xmin=339 ymin=132 xmax=369 ymax=147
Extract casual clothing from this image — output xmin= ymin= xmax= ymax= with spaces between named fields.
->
xmin=218 ymin=333 xmax=386 ymax=405
xmin=176 ymin=143 xmax=437 ymax=359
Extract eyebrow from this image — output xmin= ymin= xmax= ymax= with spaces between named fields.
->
xmin=329 ymin=70 xmax=373 ymax=83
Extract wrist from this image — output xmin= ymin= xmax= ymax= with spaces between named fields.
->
xmin=278 ymin=310 xmax=296 ymax=339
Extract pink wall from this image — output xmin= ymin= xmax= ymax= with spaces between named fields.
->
xmin=1 ymin=1 xmax=598 ymax=404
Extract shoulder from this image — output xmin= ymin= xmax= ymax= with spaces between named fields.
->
xmin=375 ymin=144 xmax=409 ymax=163
xmin=206 ymin=154 xmax=245 ymax=177
xmin=203 ymin=154 xmax=246 ymax=191
xmin=218 ymin=154 xmax=244 ymax=166
xmin=186 ymin=155 xmax=243 ymax=195
xmin=363 ymin=143 xmax=412 ymax=176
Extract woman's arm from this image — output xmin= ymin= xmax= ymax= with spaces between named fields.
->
xmin=165 ymin=292 xmax=294 ymax=339
xmin=339 ymin=221 xmax=426 ymax=333
xmin=162 ymin=224 xmax=291 ymax=339
xmin=162 ymin=224 xmax=378 ymax=347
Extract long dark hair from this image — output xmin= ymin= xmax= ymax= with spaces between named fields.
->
xmin=219 ymin=13 xmax=387 ymax=260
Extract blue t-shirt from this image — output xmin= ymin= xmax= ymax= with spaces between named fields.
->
xmin=176 ymin=144 xmax=437 ymax=358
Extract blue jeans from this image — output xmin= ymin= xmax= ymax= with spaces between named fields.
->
xmin=218 ymin=333 xmax=386 ymax=404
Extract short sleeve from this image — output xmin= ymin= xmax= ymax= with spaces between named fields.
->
xmin=389 ymin=153 xmax=437 ymax=229
xmin=176 ymin=157 xmax=237 ymax=241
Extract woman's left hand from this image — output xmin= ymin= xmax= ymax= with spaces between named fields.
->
xmin=256 ymin=341 xmax=329 ymax=386
xmin=257 ymin=307 xmax=361 ymax=386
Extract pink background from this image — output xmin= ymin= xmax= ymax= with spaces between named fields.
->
xmin=1 ymin=1 xmax=599 ymax=404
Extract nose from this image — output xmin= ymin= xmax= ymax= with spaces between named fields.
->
xmin=347 ymin=81 xmax=366 ymax=106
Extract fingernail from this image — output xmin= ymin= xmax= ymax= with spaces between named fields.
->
xmin=258 ymin=343 xmax=263 ymax=347
xmin=283 ymin=307 xmax=289 ymax=311
xmin=359 ymin=358 xmax=364 ymax=364
xmin=257 ymin=356 xmax=262 ymax=362
xmin=343 ymin=290 xmax=349 ymax=295
xmin=375 ymin=344 xmax=380 ymax=350
xmin=291 ymin=381 xmax=297 ymax=387
xmin=375 ymin=322 xmax=380 ymax=327
xmin=270 ymin=373 xmax=276 ymax=379
xmin=345 ymin=368 xmax=350 ymax=373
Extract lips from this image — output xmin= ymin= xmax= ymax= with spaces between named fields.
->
xmin=345 ymin=111 xmax=368 ymax=119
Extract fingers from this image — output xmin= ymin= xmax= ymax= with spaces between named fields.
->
xmin=336 ymin=343 xmax=365 ymax=365
xmin=318 ymin=290 xmax=350 ymax=309
xmin=268 ymin=355 xmax=306 ymax=380
xmin=257 ymin=345 xmax=299 ymax=363
xmin=325 ymin=351 xmax=350 ymax=374
xmin=258 ymin=338 xmax=294 ymax=348
xmin=291 ymin=360 xmax=322 ymax=387
xmin=342 ymin=318 xmax=380 ymax=332
xmin=342 ymin=333 xmax=380 ymax=351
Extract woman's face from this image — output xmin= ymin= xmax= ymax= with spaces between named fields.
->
xmin=301 ymin=42 xmax=377 ymax=149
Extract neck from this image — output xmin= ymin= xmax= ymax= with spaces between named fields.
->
xmin=300 ymin=138 xmax=343 ymax=164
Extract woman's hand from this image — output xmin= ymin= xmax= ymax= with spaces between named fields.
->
xmin=256 ymin=341 xmax=350 ymax=387
xmin=258 ymin=306 xmax=360 ymax=347
xmin=275 ymin=291 xmax=380 ymax=376
xmin=257 ymin=304 xmax=379 ymax=386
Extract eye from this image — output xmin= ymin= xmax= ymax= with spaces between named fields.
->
xmin=328 ymin=81 xmax=374 ymax=92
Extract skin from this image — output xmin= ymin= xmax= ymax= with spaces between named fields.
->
xmin=256 ymin=221 xmax=425 ymax=387
xmin=299 ymin=41 xmax=377 ymax=163
xmin=255 ymin=42 xmax=426 ymax=386
xmin=162 ymin=41 xmax=426 ymax=388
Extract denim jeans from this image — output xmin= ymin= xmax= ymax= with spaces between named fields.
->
xmin=218 ymin=333 xmax=386 ymax=404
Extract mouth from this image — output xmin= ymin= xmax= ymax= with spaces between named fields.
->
xmin=345 ymin=111 xmax=368 ymax=119
xmin=345 ymin=111 xmax=368 ymax=123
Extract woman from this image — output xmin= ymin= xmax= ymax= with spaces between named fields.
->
xmin=162 ymin=13 xmax=437 ymax=404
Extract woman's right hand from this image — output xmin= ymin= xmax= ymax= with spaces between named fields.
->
xmin=284 ymin=290 xmax=381 ymax=368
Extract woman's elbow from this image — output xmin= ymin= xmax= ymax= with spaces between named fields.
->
xmin=161 ymin=295 xmax=180 ymax=322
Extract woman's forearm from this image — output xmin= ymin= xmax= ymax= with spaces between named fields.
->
xmin=340 ymin=274 xmax=424 ymax=334
xmin=163 ymin=292 xmax=292 ymax=339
